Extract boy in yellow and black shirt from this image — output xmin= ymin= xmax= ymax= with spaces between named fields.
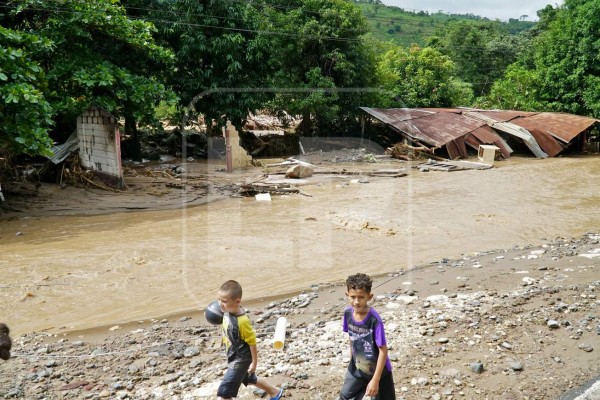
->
xmin=216 ymin=280 xmax=284 ymax=400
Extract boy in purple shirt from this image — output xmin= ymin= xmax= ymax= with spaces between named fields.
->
xmin=340 ymin=273 xmax=395 ymax=400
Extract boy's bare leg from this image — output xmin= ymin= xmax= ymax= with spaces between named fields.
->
xmin=254 ymin=378 xmax=280 ymax=397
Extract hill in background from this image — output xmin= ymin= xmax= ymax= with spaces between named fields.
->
xmin=353 ymin=0 xmax=535 ymax=47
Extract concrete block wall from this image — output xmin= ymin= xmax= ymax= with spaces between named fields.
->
xmin=77 ymin=107 xmax=123 ymax=184
xmin=223 ymin=121 xmax=253 ymax=169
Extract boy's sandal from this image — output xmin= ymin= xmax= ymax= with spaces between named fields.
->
xmin=270 ymin=388 xmax=284 ymax=400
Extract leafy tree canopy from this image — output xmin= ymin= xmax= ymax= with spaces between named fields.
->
xmin=484 ymin=0 xmax=600 ymax=117
xmin=532 ymin=0 xmax=600 ymax=117
xmin=0 ymin=26 xmax=53 ymax=155
xmin=376 ymin=45 xmax=473 ymax=108
xmin=478 ymin=64 xmax=544 ymax=111
xmin=1 ymin=0 xmax=175 ymax=156
xmin=428 ymin=21 xmax=529 ymax=97
xmin=260 ymin=0 xmax=379 ymax=135
xmin=124 ymin=0 xmax=271 ymax=128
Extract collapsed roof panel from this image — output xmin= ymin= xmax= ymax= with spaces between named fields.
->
xmin=362 ymin=107 xmax=599 ymax=159
xmin=495 ymin=122 xmax=549 ymax=158
xmin=511 ymin=112 xmax=599 ymax=144
xmin=472 ymin=110 xmax=537 ymax=122
xmin=445 ymin=136 xmax=468 ymax=159
xmin=526 ymin=127 xmax=565 ymax=157
xmin=361 ymin=107 xmax=498 ymax=153
xmin=359 ymin=107 xmax=434 ymax=125
xmin=466 ymin=126 xmax=512 ymax=158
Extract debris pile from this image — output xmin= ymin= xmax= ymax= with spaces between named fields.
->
xmin=386 ymin=143 xmax=434 ymax=161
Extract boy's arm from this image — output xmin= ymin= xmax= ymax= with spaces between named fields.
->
xmin=365 ymin=344 xmax=388 ymax=397
xmin=249 ymin=344 xmax=257 ymax=373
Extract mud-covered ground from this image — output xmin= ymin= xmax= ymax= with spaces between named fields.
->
xmin=1 ymin=151 xmax=599 ymax=399
xmin=0 ymin=149 xmax=393 ymax=219
xmin=1 ymin=233 xmax=599 ymax=399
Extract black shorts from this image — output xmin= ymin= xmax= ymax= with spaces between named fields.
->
xmin=339 ymin=369 xmax=396 ymax=400
xmin=216 ymin=358 xmax=253 ymax=398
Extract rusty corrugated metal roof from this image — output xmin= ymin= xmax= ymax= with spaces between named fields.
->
xmin=470 ymin=110 xmax=538 ymax=122
xmin=361 ymin=107 xmax=485 ymax=148
xmin=405 ymin=112 xmax=485 ymax=147
xmin=526 ymin=128 xmax=564 ymax=157
xmin=361 ymin=106 xmax=599 ymax=159
xmin=359 ymin=107 xmax=433 ymax=125
xmin=467 ymin=126 xmax=512 ymax=158
xmin=491 ymin=122 xmax=548 ymax=158
xmin=511 ymin=112 xmax=599 ymax=143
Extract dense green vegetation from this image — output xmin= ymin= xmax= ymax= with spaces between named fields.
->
xmin=353 ymin=0 xmax=535 ymax=47
xmin=486 ymin=1 xmax=600 ymax=117
xmin=1 ymin=0 xmax=174 ymax=157
xmin=1 ymin=0 xmax=598 ymax=160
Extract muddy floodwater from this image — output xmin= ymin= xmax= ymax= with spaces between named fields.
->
xmin=1 ymin=156 xmax=599 ymax=336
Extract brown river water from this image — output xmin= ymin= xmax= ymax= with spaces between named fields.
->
xmin=1 ymin=156 xmax=599 ymax=336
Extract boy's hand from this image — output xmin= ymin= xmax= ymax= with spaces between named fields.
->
xmin=365 ymin=378 xmax=379 ymax=397
xmin=248 ymin=361 xmax=257 ymax=374
xmin=246 ymin=371 xmax=258 ymax=385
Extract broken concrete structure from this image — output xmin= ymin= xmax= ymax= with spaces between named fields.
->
xmin=222 ymin=121 xmax=252 ymax=171
xmin=76 ymin=107 xmax=124 ymax=188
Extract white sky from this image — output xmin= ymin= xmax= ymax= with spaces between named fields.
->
xmin=380 ymin=0 xmax=564 ymax=21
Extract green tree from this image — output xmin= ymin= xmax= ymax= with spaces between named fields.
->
xmin=376 ymin=45 xmax=473 ymax=107
xmin=0 ymin=27 xmax=53 ymax=155
xmin=479 ymin=64 xmax=543 ymax=110
xmin=486 ymin=0 xmax=600 ymax=117
xmin=260 ymin=0 xmax=378 ymax=135
xmin=532 ymin=0 xmax=600 ymax=117
xmin=126 ymin=0 xmax=270 ymax=129
xmin=1 ymin=0 xmax=174 ymax=157
xmin=428 ymin=21 xmax=527 ymax=96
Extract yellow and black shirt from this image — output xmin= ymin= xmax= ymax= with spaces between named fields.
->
xmin=221 ymin=310 xmax=256 ymax=363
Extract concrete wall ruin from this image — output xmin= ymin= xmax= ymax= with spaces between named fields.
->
xmin=222 ymin=121 xmax=252 ymax=170
xmin=77 ymin=107 xmax=124 ymax=187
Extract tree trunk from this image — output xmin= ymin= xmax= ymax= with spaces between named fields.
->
xmin=124 ymin=113 xmax=142 ymax=161
xmin=300 ymin=111 xmax=313 ymax=137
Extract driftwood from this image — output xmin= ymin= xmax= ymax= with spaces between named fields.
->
xmin=260 ymin=168 xmax=407 ymax=178
xmin=266 ymin=157 xmax=315 ymax=168
xmin=365 ymin=169 xmax=407 ymax=178
xmin=239 ymin=181 xmax=312 ymax=197
xmin=239 ymin=182 xmax=298 ymax=195
xmin=416 ymin=159 xmax=493 ymax=172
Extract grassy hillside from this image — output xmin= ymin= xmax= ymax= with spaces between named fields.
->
xmin=353 ymin=1 xmax=535 ymax=47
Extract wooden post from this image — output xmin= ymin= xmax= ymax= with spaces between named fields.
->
xmin=360 ymin=114 xmax=365 ymax=147
xmin=224 ymin=125 xmax=233 ymax=173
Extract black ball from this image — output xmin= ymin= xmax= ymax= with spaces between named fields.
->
xmin=204 ymin=300 xmax=224 ymax=325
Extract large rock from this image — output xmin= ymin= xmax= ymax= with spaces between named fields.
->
xmin=286 ymin=164 xmax=314 ymax=178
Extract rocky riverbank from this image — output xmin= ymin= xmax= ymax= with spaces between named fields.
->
xmin=1 ymin=233 xmax=599 ymax=399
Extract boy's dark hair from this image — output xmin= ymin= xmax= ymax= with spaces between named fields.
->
xmin=346 ymin=273 xmax=373 ymax=293
xmin=220 ymin=280 xmax=243 ymax=300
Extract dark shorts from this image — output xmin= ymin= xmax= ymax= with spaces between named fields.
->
xmin=339 ymin=369 xmax=396 ymax=400
xmin=216 ymin=358 xmax=253 ymax=398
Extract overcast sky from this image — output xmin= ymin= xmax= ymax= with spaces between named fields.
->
xmin=380 ymin=0 xmax=564 ymax=21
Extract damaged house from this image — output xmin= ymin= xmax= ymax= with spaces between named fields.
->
xmin=48 ymin=106 xmax=125 ymax=188
xmin=360 ymin=107 xmax=600 ymax=159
